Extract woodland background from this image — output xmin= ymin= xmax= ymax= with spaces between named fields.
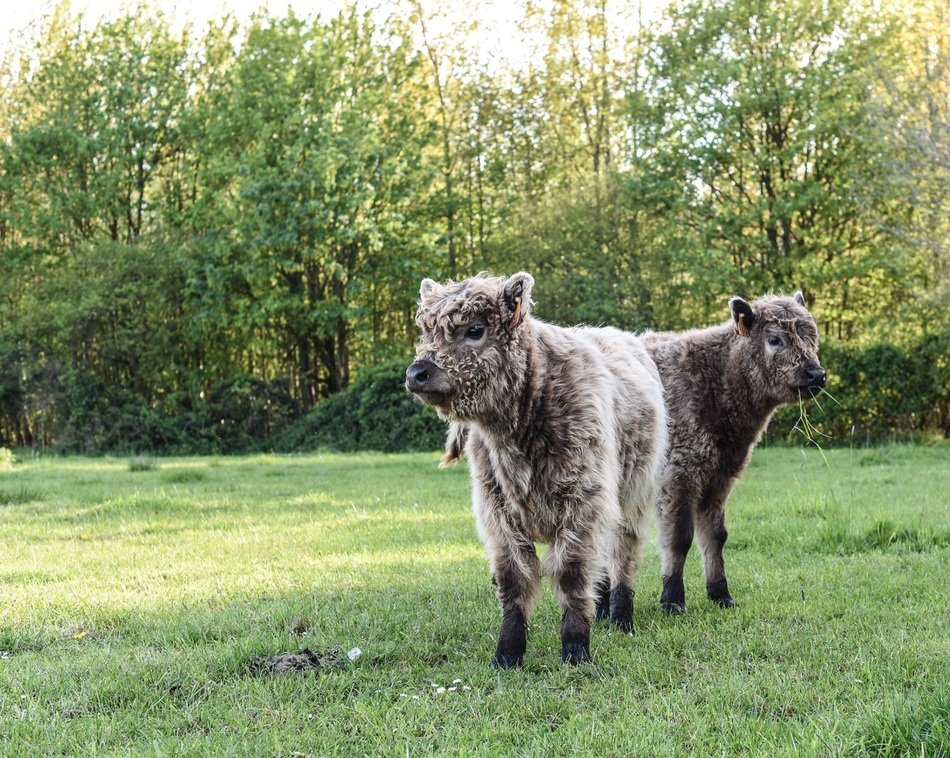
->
xmin=0 ymin=0 xmax=946 ymax=453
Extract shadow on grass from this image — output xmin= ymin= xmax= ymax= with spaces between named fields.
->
xmin=160 ymin=470 xmax=209 ymax=484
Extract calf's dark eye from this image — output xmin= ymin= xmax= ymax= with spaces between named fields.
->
xmin=465 ymin=324 xmax=485 ymax=340
xmin=767 ymin=335 xmax=783 ymax=348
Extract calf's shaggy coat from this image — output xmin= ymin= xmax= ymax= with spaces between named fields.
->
xmin=406 ymin=273 xmax=666 ymax=666
xmin=645 ymin=292 xmax=825 ymax=613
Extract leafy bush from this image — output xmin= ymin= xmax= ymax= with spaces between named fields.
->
xmin=178 ymin=376 xmax=298 ymax=454
xmin=53 ymin=372 xmax=184 ymax=455
xmin=271 ymin=360 xmax=446 ymax=453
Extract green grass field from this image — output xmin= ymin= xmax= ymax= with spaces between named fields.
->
xmin=0 ymin=445 xmax=947 ymax=755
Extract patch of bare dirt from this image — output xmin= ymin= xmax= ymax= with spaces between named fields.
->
xmin=249 ymin=646 xmax=350 ymax=676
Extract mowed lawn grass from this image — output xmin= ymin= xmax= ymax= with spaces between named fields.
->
xmin=0 ymin=445 xmax=947 ymax=755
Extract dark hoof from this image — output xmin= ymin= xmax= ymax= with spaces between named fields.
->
xmin=609 ymin=585 xmax=633 ymax=633
xmin=491 ymin=651 xmax=523 ymax=669
xmin=560 ymin=641 xmax=591 ymax=665
xmin=611 ymin=617 xmax=634 ymax=634
xmin=660 ymin=576 xmax=686 ymax=615
xmin=707 ymin=579 xmax=734 ymax=608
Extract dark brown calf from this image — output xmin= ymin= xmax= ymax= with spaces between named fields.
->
xmin=644 ymin=292 xmax=825 ymax=612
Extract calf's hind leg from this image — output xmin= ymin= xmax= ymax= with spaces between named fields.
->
xmin=695 ymin=496 xmax=734 ymax=607
xmin=594 ymin=577 xmax=611 ymax=621
xmin=604 ymin=519 xmax=643 ymax=633
xmin=658 ymin=489 xmax=695 ymax=614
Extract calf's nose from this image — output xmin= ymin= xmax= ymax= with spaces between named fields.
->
xmin=805 ymin=367 xmax=827 ymax=387
xmin=406 ymin=360 xmax=435 ymax=391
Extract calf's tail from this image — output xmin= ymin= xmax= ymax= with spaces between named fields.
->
xmin=440 ymin=422 xmax=468 ymax=468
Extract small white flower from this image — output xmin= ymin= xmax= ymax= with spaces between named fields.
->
xmin=347 ymin=647 xmax=362 ymax=661
xmin=411 ymin=695 xmax=420 ymax=700
xmin=436 ymin=687 xmax=446 ymax=694
xmin=462 ymin=686 xmax=472 ymax=691
xmin=400 ymin=693 xmax=407 ymax=698
xmin=452 ymin=678 xmax=462 ymax=684
xmin=448 ymin=687 xmax=457 ymax=692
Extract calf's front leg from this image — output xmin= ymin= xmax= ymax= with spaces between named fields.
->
xmin=696 ymin=498 xmax=734 ymax=607
xmin=490 ymin=542 xmax=541 ymax=668
xmin=547 ymin=529 xmax=597 ymax=664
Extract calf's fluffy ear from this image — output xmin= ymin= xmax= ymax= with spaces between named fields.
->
xmin=729 ymin=296 xmax=755 ymax=337
xmin=420 ymin=278 xmax=438 ymax=300
xmin=502 ymin=272 xmax=534 ymax=329
xmin=794 ymin=290 xmax=805 ymax=307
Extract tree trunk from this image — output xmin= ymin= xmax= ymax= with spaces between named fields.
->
xmin=297 ymin=335 xmax=315 ymax=411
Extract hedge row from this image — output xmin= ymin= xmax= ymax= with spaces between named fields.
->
xmin=5 ymin=333 xmax=946 ymax=455
xmin=267 ymin=361 xmax=446 ymax=454
xmin=18 ymin=360 xmax=445 ymax=456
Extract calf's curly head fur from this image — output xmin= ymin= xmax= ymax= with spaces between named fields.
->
xmin=407 ymin=272 xmax=534 ymax=422
xmin=727 ymin=291 xmax=824 ymax=404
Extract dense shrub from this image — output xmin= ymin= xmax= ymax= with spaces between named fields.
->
xmin=181 ymin=376 xmax=298 ymax=454
xmin=271 ymin=360 xmax=446 ymax=453
xmin=53 ymin=372 xmax=184 ymax=454
xmin=766 ymin=332 xmax=949 ymax=445
xmin=39 ymin=371 xmax=300 ymax=455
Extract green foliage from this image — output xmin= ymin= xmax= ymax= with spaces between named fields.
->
xmin=0 ymin=0 xmax=946 ymax=452
xmin=52 ymin=372 xmax=183 ymax=455
xmin=0 ymin=447 xmax=13 ymax=471
xmin=271 ymin=360 xmax=446 ymax=453
xmin=638 ymin=0 xmax=927 ymax=335
xmin=184 ymin=377 xmax=298 ymax=454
